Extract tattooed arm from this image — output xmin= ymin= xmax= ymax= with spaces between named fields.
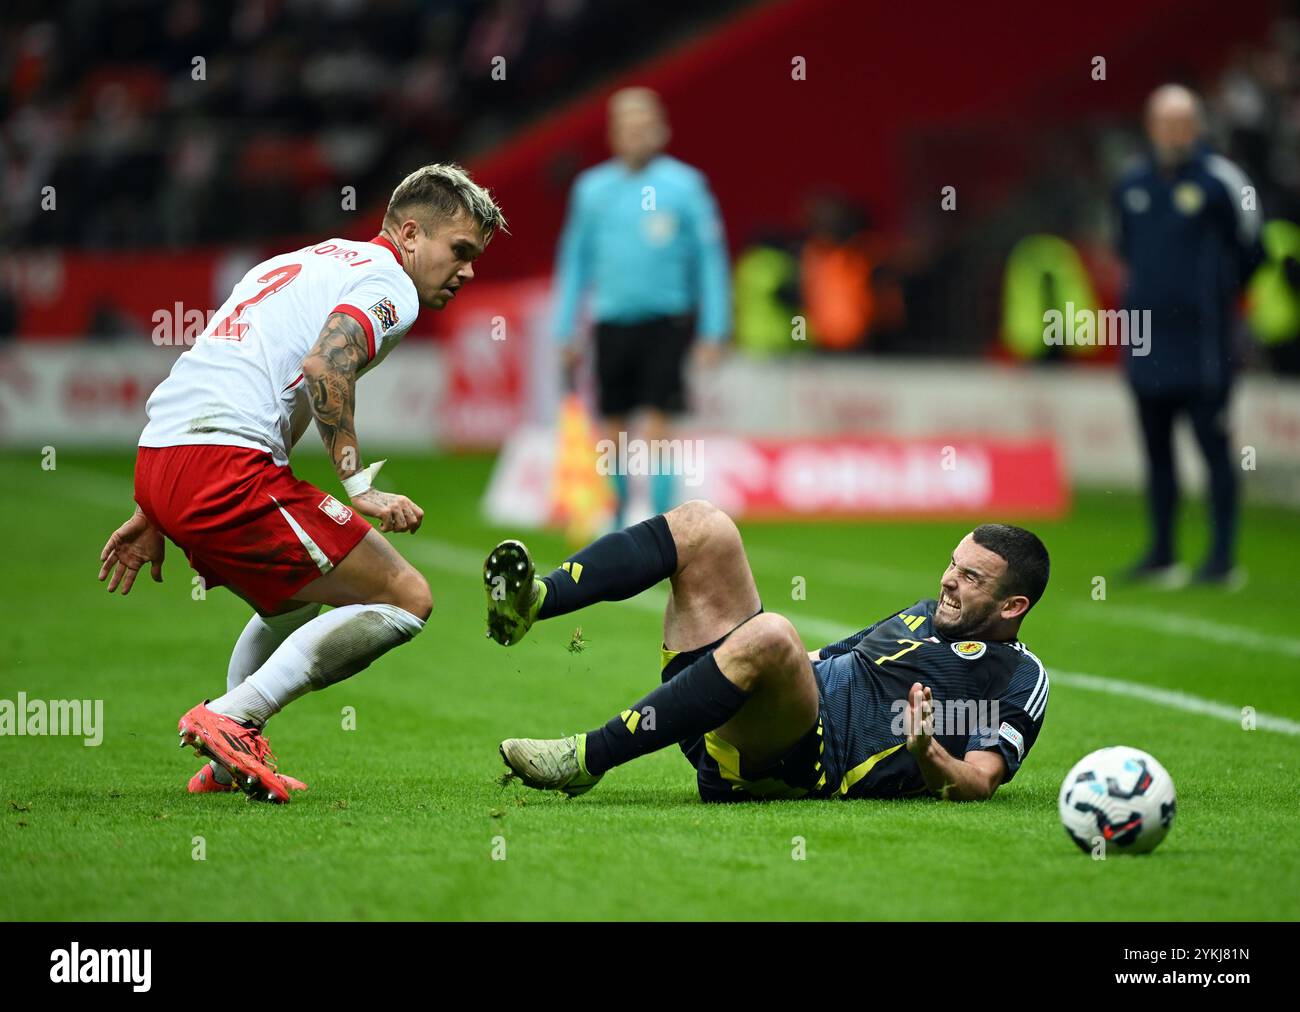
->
xmin=301 ymin=312 xmax=424 ymax=534
xmin=302 ymin=311 xmax=367 ymax=482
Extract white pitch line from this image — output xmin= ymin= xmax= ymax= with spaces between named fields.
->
xmin=1079 ymin=605 xmax=1300 ymax=660
xmin=52 ymin=463 xmax=1300 ymax=737
xmin=746 ymin=528 xmax=1300 ymax=662
xmin=1048 ymin=670 xmax=1300 ymax=736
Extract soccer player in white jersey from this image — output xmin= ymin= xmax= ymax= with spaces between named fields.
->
xmin=96 ymin=164 xmax=507 ymax=802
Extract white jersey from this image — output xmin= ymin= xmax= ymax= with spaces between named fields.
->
xmin=140 ymin=236 xmax=419 ymax=465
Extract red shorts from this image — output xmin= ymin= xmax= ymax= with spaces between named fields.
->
xmin=134 ymin=445 xmax=372 ymax=613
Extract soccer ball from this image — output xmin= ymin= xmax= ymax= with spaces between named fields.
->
xmin=1058 ymin=746 xmax=1176 ymax=855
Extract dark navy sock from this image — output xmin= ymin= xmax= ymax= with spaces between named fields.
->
xmin=583 ymin=652 xmax=748 ymax=776
xmin=537 ymin=514 xmax=677 ymax=620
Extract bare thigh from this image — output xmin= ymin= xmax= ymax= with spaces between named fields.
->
xmin=711 ymin=613 xmax=819 ymax=769
xmin=292 ymin=528 xmax=432 ymax=618
xmin=662 ymin=500 xmax=762 ymax=652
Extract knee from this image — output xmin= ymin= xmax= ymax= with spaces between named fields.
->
xmin=728 ymin=613 xmax=805 ymax=691
xmin=389 ymin=567 xmax=433 ymax=623
xmin=668 ymin=499 xmax=741 ymax=560
xmin=744 ymin=613 xmax=804 ymax=666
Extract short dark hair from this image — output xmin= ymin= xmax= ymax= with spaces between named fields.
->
xmin=971 ymin=523 xmax=1050 ymax=609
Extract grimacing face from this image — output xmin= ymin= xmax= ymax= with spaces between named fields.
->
xmin=394 ymin=208 xmax=487 ymax=310
xmin=934 ymin=533 xmax=1014 ymax=639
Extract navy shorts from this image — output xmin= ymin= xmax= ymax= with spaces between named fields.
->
xmin=659 ymin=631 xmax=835 ymax=803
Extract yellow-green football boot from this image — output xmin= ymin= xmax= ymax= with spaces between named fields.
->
xmin=499 ymin=733 xmax=603 ymax=797
xmin=483 ymin=539 xmax=546 ymax=646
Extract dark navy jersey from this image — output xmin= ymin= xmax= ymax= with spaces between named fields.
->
xmin=1113 ymin=144 xmax=1263 ymax=395
xmin=812 ymin=598 xmax=1048 ymax=799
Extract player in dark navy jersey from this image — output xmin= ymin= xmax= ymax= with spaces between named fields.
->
xmin=800 ymin=596 xmax=1048 ymax=800
xmin=485 ymin=499 xmax=1050 ymax=803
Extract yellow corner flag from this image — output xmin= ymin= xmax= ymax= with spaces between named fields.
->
xmin=550 ymin=393 xmax=614 ymax=545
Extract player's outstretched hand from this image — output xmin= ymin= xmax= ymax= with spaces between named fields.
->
xmin=352 ymin=489 xmax=424 ymax=534
xmin=98 ymin=507 xmax=165 ymax=595
xmin=904 ymin=681 xmax=935 ymax=758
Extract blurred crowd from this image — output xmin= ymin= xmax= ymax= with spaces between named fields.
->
xmin=0 ymin=0 xmax=742 ymax=249
xmin=734 ymin=16 xmax=1300 ymax=362
xmin=1215 ymin=24 xmax=1300 ymax=225
xmin=2 ymin=2 xmax=1297 ymax=366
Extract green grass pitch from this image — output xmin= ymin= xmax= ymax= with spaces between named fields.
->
xmin=2 ymin=450 xmax=1298 ymax=921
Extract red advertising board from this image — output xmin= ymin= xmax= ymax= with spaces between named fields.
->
xmin=694 ymin=436 xmax=1068 ymax=519
xmin=436 ymin=279 xmax=549 ymax=448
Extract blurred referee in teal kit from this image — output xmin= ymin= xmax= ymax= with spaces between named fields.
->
xmin=552 ymin=87 xmax=731 ymax=525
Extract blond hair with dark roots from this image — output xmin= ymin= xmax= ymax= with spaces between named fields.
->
xmin=384 ymin=163 xmax=508 ymax=241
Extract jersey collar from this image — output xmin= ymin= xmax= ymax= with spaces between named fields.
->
xmin=369 ymin=234 xmax=403 ymax=265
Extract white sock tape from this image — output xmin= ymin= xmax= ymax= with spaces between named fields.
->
xmin=342 ymin=458 xmax=387 ymax=499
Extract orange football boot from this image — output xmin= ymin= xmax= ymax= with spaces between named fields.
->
xmin=177 ymin=703 xmax=290 ymax=804
xmin=188 ymin=764 xmax=234 ymax=793
xmin=188 ymin=763 xmax=308 ymax=794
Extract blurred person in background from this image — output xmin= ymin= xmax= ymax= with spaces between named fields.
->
xmin=800 ymin=193 xmax=875 ymax=352
xmin=1114 ymin=84 xmax=1263 ymax=588
xmin=551 ymin=87 xmax=731 ymax=526
xmin=732 ymin=228 xmax=804 ymax=356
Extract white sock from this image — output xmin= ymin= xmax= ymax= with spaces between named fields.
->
xmin=226 ymin=603 xmax=323 ymax=690
xmin=207 ymin=604 xmax=425 ymax=727
xmin=209 ymin=603 xmax=322 ymax=783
